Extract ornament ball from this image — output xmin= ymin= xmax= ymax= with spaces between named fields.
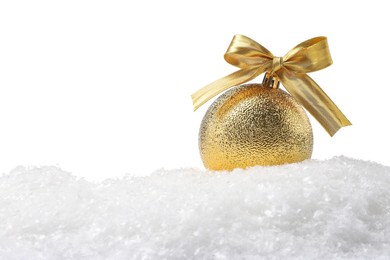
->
xmin=199 ymin=83 xmax=313 ymax=171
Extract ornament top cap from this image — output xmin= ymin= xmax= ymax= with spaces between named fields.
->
xmin=191 ymin=34 xmax=351 ymax=136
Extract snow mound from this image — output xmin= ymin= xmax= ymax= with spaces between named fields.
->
xmin=1 ymin=157 xmax=390 ymax=259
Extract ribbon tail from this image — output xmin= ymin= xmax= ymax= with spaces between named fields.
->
xmin=191 ymin=66 xmax=267 ymax=111
xmin=277 ymin=69 xmax=351 ymax=136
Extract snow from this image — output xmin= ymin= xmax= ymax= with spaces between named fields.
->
xmin=1 ymin=156 xmax=390 ymax=259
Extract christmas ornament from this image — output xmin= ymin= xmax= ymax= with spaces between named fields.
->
xmin=199 ymin=82 xmax=313 ymax=171
xmin=192 ymin=35 xmax=351 ymax=170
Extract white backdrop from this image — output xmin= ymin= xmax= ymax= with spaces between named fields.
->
xmin=0 ymin=1 xmax=388 ymax=180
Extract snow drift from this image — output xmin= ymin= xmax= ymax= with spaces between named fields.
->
xmin=1 ymin=157 xmax=389 ymax=259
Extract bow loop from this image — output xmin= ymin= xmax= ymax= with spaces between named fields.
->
xmin=224 ymin=35 xmax=274 ymax=69
xmin=283 ymin=37 xmax=333 ymax=73
xmin=191 ymin=35 xmax=351 ymax=136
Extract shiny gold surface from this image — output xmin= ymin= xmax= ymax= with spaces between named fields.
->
xmin=199 ymin=83 xmax=313 ymax=171
xmin=192 ymin=35 xmax=351 ymax=136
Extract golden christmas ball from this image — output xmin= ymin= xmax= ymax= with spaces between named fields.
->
xmin=199 ymin=83 xmax=313 ymax=171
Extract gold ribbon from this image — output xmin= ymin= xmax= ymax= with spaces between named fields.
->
xmin=191 ymin=35 xmax=351 ymax=136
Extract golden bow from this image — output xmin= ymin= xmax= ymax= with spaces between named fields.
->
xmin=191 ymin=35 xmax=351 ymax=136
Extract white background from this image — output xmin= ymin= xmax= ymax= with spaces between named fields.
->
xmin=0 ymin=0 xmax=388 ymax=180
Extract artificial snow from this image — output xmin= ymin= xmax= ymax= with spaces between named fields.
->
xmin=0 ymin=157 xmax=389 ymax=259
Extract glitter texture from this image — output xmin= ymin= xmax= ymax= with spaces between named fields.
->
xmin=199 ymin=83 xmax=313 ymax=170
